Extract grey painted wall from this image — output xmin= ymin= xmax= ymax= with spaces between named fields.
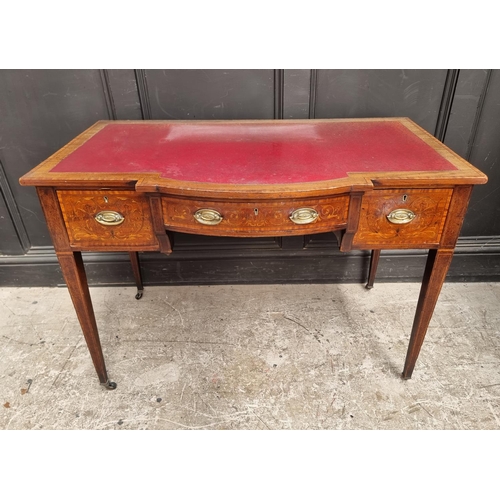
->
xmin=1 ymin=69 xmax=499 ymax=286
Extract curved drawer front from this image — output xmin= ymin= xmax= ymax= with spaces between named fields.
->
xmin=352 ymin=188 xmax=453 ymax=249
xmin=57 ymin=190 xmax=158 ymax=249
xmin=162 ymin=195 xmax=349 ymax=236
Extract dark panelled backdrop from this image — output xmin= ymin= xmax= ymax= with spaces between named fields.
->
xmin=1 ymin=69 xmax=499 ymax=286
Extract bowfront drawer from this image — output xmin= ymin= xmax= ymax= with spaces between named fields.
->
xmin=352 ymin=188 xmax=453 ymax=249
xmin=57 ymin=190 xmax=158 ymax=249
xmin=162 ymin=195 xmax=349 ymax=236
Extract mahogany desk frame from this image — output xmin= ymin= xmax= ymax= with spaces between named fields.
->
xmin=20 ymin=118 xmax=488 ymax=390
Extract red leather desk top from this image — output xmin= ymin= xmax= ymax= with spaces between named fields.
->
xmin=51 ymin=121 xmax=457 ymax=184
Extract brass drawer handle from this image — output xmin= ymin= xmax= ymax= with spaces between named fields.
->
xmin=290 ymin=208 xmax=319 ymax=225
xmin=194 ymin=209 xmax=223 ymax=225
xmin=387 ymin=209 xmax=416 ymax=224
xmin=95 ymin=210 xmax=125 ymax=226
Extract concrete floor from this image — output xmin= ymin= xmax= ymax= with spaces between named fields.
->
xmin=1 ymin=282 xmax=500 ymax=430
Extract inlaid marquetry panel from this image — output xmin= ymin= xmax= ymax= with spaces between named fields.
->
xmin=352 ymin=189 xmax=453 ymax=249
xmin=162 ymin=195 xmax=349 ymax=237
xmin=57 ymin=190 xmax=158 ymax=249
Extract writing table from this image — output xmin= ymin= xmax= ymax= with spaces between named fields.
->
xmin=20 ymin=118 xmax=488 ymax=390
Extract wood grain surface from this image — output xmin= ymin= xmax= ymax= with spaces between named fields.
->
xmin=352 ymin=189 xmax=453 ymax=249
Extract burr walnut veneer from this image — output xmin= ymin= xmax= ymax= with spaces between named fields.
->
xmin=20 ymin=118 xmax=488 ymax=390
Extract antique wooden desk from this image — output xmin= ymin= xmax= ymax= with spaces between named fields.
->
xmin=20 ymin=118 xmax=488 ymax=390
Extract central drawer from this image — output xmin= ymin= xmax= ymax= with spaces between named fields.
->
xmin=161 ymin=195 xmax=349 ymax=237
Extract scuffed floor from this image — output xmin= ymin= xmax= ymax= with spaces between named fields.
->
xmin=1 ymin=282 xmax=499 ymax=430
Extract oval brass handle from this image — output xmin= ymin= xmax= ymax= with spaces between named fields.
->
xmin=289 ymin=208 xmax=319 ymax=225
xmin=194 ymin=209 xmax=223 ymax=225
xmin=95 ymin=210 xmax=125 ymax=226
xmin=386 ymin=208 xmax=416 ymax=224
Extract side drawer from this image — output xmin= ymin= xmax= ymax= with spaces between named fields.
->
xmin=57 ymin=190 xmax=158 ymax=249
xmin=162 ymin=195 xmax=349 ymax=237
xmin=352 ymin=188 xmax=453 ymax=249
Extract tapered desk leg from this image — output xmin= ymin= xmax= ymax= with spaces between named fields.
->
xmin=365 ymin=249 xmax=381 ymax=289
xmin=57 ymin=251 xmax=116 ymax=390
xmin=402 ymin=248 xmax=454 ymax=379
xmin=129 ymin=251 xmax=144 ymax=300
